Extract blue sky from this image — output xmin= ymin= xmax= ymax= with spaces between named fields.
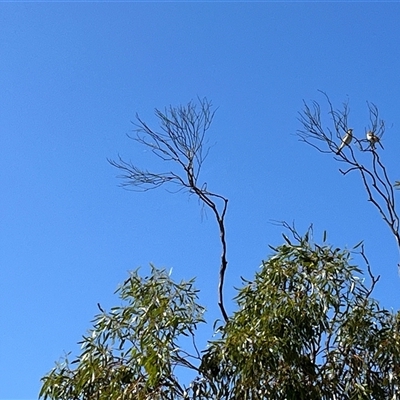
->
xmin=1 ymin=3 xmax=400 ymax=398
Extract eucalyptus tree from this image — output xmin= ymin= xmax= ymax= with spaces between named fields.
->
xmin=40 ymin=98 xmax=400 ymax=400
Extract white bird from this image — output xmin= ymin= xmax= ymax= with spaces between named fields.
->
xmin=336 ymin=129 xmax=353 ymax=155
xmin=366 ymin=130 xmax=381 ymax=149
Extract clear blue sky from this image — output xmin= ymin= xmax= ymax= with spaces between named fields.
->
xmin=1 ymin=3 xmax=400 ymax=398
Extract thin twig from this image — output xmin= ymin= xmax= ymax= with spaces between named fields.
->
xmin=359 ymin=244 xmax=380 ymax=297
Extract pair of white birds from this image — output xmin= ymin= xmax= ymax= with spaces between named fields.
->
xmin=336 ymin=129 xmax=380 ymax=154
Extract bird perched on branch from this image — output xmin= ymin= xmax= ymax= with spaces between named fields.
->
xmin=366 ymin=130 xmax=382 ymax=149
xmin=336 ymin=129 xmax=353 ymax=155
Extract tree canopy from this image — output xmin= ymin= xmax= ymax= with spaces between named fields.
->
xmin=41 ymin=97 xmax=400 ymax=399
xmin=40 ymin=229 xmax=400 ymax=399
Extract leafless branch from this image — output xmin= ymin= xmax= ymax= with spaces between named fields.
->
xmin=297 ymin=92 xmax=400 ymax=270
xmin=271 ymin=220 xmax=305 ymax=243
xmin=109 ymin=98 xmax=229 ymax=322
xmin=358 ymin=244 xmax=380 ymax=297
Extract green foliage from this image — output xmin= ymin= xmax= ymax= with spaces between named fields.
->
xmin=202 ymin=231 xmax=400 ymax=399
xmin=41 ymin=233 xmax=400 ymax=400
xmin=40 ymin=266 xmax=205 ymax=400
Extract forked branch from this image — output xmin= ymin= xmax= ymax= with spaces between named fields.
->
xmin=298 ymin=91 xmax=400 ymax=267
xmin=109 ymin=98 xmax=229 ymax=322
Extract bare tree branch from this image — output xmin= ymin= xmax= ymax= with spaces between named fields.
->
xmin=298 ymin=92 xmax=400 ymax=269
xmin=358 ymin=244 xmax=380 ymax=297
xmin=109 ymin=98 xmax=229 ymax=322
